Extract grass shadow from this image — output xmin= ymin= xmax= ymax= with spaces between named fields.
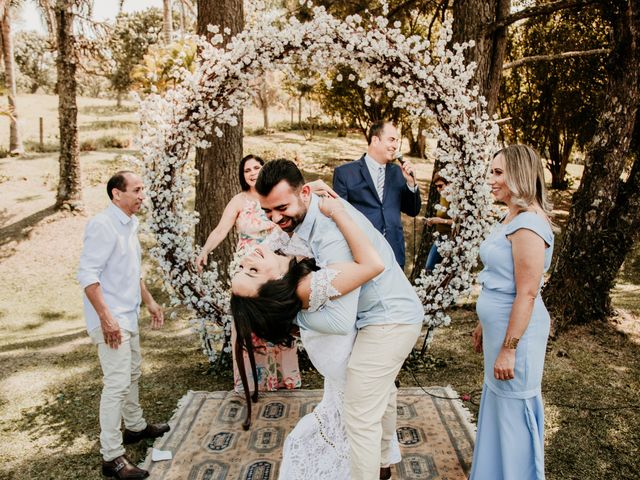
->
xmin=79 ymin=105 xmax=137 ymax=116
xmin=0 ymin=329 xmax=86 ymax=356
xmin=80 ymin=120 xmax=139 ymax=131
xmin=16 ymin=195 xmax=43 ymax=203
xmin=0 ymin=205 xmax=58 ymax=248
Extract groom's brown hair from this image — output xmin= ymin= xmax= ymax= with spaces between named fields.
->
xmin=255 ymin=158 xmax=305 ymax=196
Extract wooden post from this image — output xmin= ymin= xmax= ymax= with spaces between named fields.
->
xmin=39 ymin=117 xmax=43 ymax=150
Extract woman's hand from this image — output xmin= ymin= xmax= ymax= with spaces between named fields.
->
xmin=493 ymin=348 xmax=516 ymax=380
xmin=472 ymin=323 xmax=483 ymax=353
xmin=305 ymin=179 xmax=338 ymax=198
xmin=319 ymin=196 xmax=345 ymax=219
xmin=195 ymin=250 xmax=209 ymax=273
xmin=147 ymin=301 xmax=165 ymax=329
xmin=426 ymin=217 xmax=439 ymax=226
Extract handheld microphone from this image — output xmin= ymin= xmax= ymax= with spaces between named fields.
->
xmin=394 ymin=152 xmax=414 ymax=178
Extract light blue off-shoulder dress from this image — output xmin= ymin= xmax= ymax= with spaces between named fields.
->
xmin=470 ymin=211 xmax=554 ymax=480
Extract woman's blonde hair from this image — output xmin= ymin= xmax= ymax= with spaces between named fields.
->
xmin=495 ymin=144 xmax=552 ymax=214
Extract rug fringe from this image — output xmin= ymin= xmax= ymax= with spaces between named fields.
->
xmin=443 ymin=384 xmax=477 ymax=439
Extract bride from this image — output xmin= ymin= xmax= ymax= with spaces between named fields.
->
xmin=230 ymin=195 xmax=401 ymax=479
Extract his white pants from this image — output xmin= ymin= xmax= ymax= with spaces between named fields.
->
xmin=344 ymin=322 xmax=422 ymax=480
xmin=89 ymin=327 xmax=147 ymax=461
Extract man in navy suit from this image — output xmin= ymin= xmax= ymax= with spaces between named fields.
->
xmin=333 ymin=121 xmax=421 ymax=268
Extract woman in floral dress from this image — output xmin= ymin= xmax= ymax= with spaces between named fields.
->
xmin=195 ymin=154 xmax=301 ymax=392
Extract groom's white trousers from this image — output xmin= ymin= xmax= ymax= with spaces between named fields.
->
xmin=344 ymin=322 xmax=422 ymax=480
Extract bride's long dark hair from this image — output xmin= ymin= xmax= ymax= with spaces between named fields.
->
xmin=230 ymin=256 xmax=318 ymax=429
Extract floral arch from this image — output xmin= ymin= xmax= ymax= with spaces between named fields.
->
xmin=138 ymin=2 xmax=498 ymax=363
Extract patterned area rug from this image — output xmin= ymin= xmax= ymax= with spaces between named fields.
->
xmin=142 ymin=387 xmax=475 ymax=479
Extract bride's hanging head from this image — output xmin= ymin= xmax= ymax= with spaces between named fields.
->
xmin=230 ymin=255 xmax=318 ymax=347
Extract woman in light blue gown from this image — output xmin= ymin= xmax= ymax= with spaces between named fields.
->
xmin=470 ymin=144 xmax=554 ymax=480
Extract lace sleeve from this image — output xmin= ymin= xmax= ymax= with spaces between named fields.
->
xmin=308 ymin=268 xmax=342 ymax=312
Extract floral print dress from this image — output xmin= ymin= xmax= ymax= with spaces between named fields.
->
xmin=231 ymin=194 xmax=302 ymax=392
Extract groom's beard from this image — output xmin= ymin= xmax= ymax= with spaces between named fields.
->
xmin=276 ymin=211 xmax=305 ymax=232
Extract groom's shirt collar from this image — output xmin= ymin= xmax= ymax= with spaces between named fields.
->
xmin=294 ymin=193 xmax=319 ymax=244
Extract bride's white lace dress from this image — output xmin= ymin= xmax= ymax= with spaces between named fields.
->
xmin=278 ymin=268 xmax=401 ymax=479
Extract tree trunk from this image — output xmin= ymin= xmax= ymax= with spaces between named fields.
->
xmin=406 ymin=118 xmax=428 ymax=159
xmin=163 ymin=0 xmax=173 ymax=44
xmin=404 ymin=121 xmax=418 ymax=156
xmin=178 ymin=0 xmax=186 ymax=35
xmin=417 ymin=119 xmax=427 ymax=159
xmin=54 ymin=0 xmax=82 ymax=211
xmin=549 ymin=129 xmax=574 ymax=189
xmin=298 ymin=94 xmax=302 ymax=126
xmin=262 ymin=105 xmax=269 ymax=131
xmin=452 ymin=0 xmax=510 ymax=116
xmin=543 ymin=0 xmax=640 ymax=332
xmin=0 ymin=8 xmax=24 ymax=154
xmin=195 ymin=0 xmax=243 ymax=279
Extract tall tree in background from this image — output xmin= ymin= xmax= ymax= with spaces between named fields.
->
xmin=499 ymin=5 xmax=609 ymax=189
xmin=251 ymin=71 xmax=281 ymax=131
xmin=0 ymin=0 xmax=24 ymax=154
xmin=544 ymin=0 xmax=640 ymax=332
xmin=452 ymin=0 xmax=510 ymax=116
xmin=14 ymin=31 xmax=55 ymax=93
xmin=109 ymin=8 xmax=162 ymax=106
xmin=162 ymin=0 xmax=173 ymax=43
xmin=54 ymin=0 xmax=82 ymax=210
xmin=195 ymin=0 xmax=243 ymax=278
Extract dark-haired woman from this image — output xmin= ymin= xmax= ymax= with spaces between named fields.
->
xmin=231 ymin=196 xmax=401 ymax=479
xmin=195 ymin=154 xmax=301 ymax=393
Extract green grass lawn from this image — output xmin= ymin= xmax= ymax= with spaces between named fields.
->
xmin=0 ymin=95 xmax=638 ymax=479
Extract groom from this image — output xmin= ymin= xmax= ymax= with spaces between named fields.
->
xmin=255 ymin=159 xmax=423 ymax=480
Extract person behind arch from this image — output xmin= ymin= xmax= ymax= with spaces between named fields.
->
xmin=424 ymin=173 xmax=453 ymax=273
xmin=195 ymin=154 xmax=301 ymax=393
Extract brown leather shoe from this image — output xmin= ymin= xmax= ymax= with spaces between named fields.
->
xmin=123 ymin=423 xmax=170 ymax=445
xmin=380 ymin=466 xmax=392 ymax=479
xmin=102 ymin=455 xmax=149 ymax=479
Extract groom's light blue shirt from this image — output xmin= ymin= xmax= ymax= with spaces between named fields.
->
xmin=295 ymin=194 xmax=423 ymax=334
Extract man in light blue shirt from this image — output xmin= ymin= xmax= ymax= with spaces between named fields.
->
xmin=256 ymin=160 xmax=423 ymax=480
xmin=77 ymin=171 xmax=169 ymax=479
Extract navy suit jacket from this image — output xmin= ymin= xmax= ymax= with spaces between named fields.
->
xmin=332 ymin=155 xmax=421 ymax=268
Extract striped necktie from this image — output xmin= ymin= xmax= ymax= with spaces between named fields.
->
xmin=376 ymin=166 xmax=385 ymax=201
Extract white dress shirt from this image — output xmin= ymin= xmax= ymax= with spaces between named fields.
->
xmin=77 ymin=203 xmax=142 ymax=333
xmin=364 ymin=154 xmax=417 ymax=200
